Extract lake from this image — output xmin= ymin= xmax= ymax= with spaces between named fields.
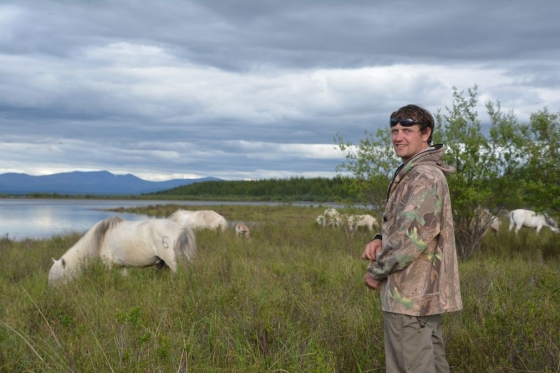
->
xmin=0 ymin=198 xmax=340 ymax=240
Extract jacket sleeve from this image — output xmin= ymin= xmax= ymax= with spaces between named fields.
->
xmin=368 ymin=168 xmax=445 ymax=280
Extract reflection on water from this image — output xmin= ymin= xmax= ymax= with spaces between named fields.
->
xmin=0 ymin=198 xmax=341 ymax=241
xmin=0 ymin=199 xmax=157 ymax=240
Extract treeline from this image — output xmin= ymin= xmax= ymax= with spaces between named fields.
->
xmin=151 ymin=176 xmax=352 ymax=202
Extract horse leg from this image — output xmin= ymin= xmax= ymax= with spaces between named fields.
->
xmin=101 ymin=254 xmax=115 ymax=270
xmin=155 ymin=256 xmax=168 ymax=269
xmin=157 ymin=251 xmax=177 ymax=272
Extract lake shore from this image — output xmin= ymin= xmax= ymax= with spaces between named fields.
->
xmin=0 ymin=199 xmax=349 ymax=241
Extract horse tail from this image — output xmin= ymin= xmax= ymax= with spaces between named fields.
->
xmin=93 ymin=216 xmax=123 ymax=251
xmin=174 ymin=227 xmax=197 ymax=265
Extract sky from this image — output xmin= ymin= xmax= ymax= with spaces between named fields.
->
xmin=1 ymin=1 xmax=559 ymax=181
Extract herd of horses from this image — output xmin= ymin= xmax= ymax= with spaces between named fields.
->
xmin=315 ymin=207 xmax=559 ymax=237
xmin=315 ymin=208 xmax=379 ymax=231
xmin=48 ymin=209 xmax=249 ymax=285
xmin=48 ymin=207 xmax=558 ymax=286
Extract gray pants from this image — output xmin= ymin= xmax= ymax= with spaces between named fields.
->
xmin=383 ymin=312 xmax=450 ymax=373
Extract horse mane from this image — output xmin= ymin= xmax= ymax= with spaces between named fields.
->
xmin=169 ymin=209 xmax=184 ymax=220
xmin=93 ymin=216 xmax=124 ymax=251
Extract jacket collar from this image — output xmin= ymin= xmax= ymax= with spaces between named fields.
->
xmin=386 ymin=144 xmax=454 ymax=199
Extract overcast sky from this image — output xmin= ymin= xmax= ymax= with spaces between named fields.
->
xmin=1 ymin=1 xmax=559 ymax=181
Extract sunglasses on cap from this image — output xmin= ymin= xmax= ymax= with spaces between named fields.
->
xmin=390 ymin=118 xmax=422 ymax=127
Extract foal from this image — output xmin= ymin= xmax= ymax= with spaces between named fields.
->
xmin=235 ymin=222 xmax=251 ymax=239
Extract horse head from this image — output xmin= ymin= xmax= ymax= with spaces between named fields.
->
xmin=544 ymin=214 xmax=559 ymax=229
xmin=48 ymin=257 xmax=67 ymax=285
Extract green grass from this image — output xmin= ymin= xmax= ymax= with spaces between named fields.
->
xmin=1 ymin=205 xmax=559 ymax=372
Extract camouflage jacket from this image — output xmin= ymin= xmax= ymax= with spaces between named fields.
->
xmin=368 ymin=144 xmax=462 ymax=316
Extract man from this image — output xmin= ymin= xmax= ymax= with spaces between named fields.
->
xmin=362 ymin=104 xmax=462 ymax=373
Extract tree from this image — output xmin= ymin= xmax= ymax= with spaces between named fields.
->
xmin=435 ymin=86 xmax=511 ymax=258
xmin=486 ymin=99 xmax=528 ymax=210
xmin=518 ymin=108 xmax=560 ymax=212
xmin=334 ymin=129 xmax=398 ymax=209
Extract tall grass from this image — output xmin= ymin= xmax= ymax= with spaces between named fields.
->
xmin=0 ymin=205 xmax=559 ymax=372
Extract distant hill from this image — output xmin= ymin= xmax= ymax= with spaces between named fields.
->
xmin=0 ymin=171 xmax=222 ymax=196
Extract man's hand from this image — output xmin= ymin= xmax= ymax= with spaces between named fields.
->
xmin=362 ymin=238 xmax=382 ymax=261
xmin=364 ymin=272 xmax=381 ymax=290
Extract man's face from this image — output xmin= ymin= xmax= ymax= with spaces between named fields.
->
xmin=391 ymin=123 xmax=431 ymax=162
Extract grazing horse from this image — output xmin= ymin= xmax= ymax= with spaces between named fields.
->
xmin=476 ymin=208 xmax=501 ymax=238
xmin=235 ymin=222 xmax=251 ymax=239
xmin=347 ymin=214 xmax=379 ymax=231
xmin=508 ymin=209 xmax=559 ymax=235
xmin=169 ymin=209 xmax=228 ymax=232
xmin=316 ymin=208 xmax=342 ymax=228
xmin=48 ymin=217 xmax=196 ymax=285
xmin=315 ymin=214 xmax=326 ymax=226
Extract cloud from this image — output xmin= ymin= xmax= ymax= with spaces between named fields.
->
xmin=0 ymin=0 xmax=559 ymax=180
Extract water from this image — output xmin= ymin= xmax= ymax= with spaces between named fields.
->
xmin=0 ymin=198 xmax=339 ymax=240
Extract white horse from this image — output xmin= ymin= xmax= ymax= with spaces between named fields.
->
xmin=168 ymin=209 xmax=228 ymax=232
xmin=235 ymin=222 xmax=251 ymax=239
xmin=48 ymin=217 xmax=196 ymax=284
xmin=347 ymin=214 xmax=379 ymax=231
xmin=315 ymin=214 xmax=326 ymax=226
xmin=508 ymin=209 xmax=559 ymax=235
xmin=476 ymin=208 xmax=501 ymax=238
xmin=316 ymin=208 xmax=342 ymax=228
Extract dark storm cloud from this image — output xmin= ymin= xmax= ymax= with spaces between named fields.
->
xmin=6 ymin=1 xmax=560 ymax=68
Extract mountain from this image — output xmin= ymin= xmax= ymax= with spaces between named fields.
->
xmin=0 ymin=171 xmax=222 ymax=196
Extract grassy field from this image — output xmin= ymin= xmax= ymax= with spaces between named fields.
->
xmin=1 ymin=204 xmax=559 ymax=372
